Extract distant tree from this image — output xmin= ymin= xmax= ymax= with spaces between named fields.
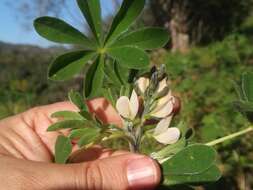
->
xmin=149 ymin=0 xmax=253 ymax=52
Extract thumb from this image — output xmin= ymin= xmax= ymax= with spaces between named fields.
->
xmin=47 ymin=153 xmax=161 ymax=190
xmin=1 ymin=153 xmax=161 ymax=190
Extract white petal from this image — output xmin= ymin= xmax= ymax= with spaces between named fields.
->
xmin=155 ymin=91 xmax=172 ymax=109
xmin=129 ymin=90 xmax=139 ymax=119
xmin=157 ymin=78 xmax=167 ymax=93
xmin=151 ymin=99 xmax=174 ymax=118
xmin=116 ymin=96 xmax=131 ymax=119
xmin=137 ymin=77 xmax=150 ymax=93
xmin=154 ymin=116 xmax=173 ymax=135
xmin=154 ymin=127 xmax=180 ymax=145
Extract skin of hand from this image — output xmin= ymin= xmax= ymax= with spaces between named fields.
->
xmin=0 ymin=98 xmax=161 ymax=190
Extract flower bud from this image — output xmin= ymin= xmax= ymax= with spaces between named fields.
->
xmin=136 ymin=77 xmax=150 ymax=94
xmin=172 ymin=96 xmax=181 ymax=115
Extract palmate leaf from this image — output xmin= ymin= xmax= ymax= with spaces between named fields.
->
xmin=106 ymin=0 xmax=145 ymax=44
xmin=242 ymin=72 xmax=253 ymax=102
xmin=84 ymin=55 xmax=105 ymax=98
xmin=48 ymin=51 xmax=97 ymax=81
xmin=107 ymin=46 xmax=149 ymax=69
xmin=34 ymin=16 xmax=95 ymax=48
xmin=55 ymin=135 xmax=72 ymax=164
xmin=110 ymin=27 xmax=169 ymax=50
xmin=77 ymin=0 xmax=102 ymax=42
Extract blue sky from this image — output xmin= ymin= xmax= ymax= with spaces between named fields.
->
xmin=0 ymin=0 xmax=118 ymax=47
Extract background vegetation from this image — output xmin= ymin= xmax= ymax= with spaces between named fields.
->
xmin=1 ymin=0 xmax=253 ymax=189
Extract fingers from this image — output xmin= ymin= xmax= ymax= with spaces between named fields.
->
xmin=1 ymin=153 xmax=161 ymax=190
xmin=34 ymin=98 xmax=122 ymax=126
xmin=87 ymin=98 xmax=123 ymax=127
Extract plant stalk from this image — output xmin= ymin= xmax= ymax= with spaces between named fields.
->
xmin=205 ymin=126 xmax=253 ymax=146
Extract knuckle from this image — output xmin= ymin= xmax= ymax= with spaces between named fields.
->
xmin=78 ymin=161 xmax=104 ymax=190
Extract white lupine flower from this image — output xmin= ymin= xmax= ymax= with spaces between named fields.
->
xmin=150 ymin=91 xmax=175 ymax=118
xmin=136 ymin=77 xmax=150 ymax=93
xmin=153 ymin=116 xmax=180 ymax=145
xmin=116 ymin=90 xmax=139 ymax=120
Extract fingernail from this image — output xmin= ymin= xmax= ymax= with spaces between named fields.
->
xmin=127 ymin=156 xmax=159 ymax=189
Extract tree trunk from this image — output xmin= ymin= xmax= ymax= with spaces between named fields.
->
xmin=170 ymin=18 xmax=190 ymax=53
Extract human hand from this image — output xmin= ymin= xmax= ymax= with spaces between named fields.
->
xmin=0 ymin=98 xmax=161 ymax=190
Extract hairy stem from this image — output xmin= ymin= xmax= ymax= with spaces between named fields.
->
xmin=206 ymin=126 xmax=253 ymax=146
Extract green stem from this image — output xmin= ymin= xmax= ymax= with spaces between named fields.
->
xmin=205 ymin=126 xmax=253 ymax=146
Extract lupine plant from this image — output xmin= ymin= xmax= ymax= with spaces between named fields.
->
xmin=34 ymin=0 xmax=253 ymax=188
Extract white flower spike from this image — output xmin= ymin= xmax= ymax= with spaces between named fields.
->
xmin=136 ymin=77 xmax=150 ymax=93
xmin=154 ymin=116 xmax=180 ymax=145
xmin=116 ymin=90 xmax=139 ymax=120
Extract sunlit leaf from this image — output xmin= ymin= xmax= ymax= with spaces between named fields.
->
xmin=111 ymin=27 xmax=169 ymax=50
xmin=34 ymin=16 xmax=95 ymax=48
xmin=107 ymin=46 xmax=149 ymax=69
xmin=84 ymin=56 xmax=105 ymax=98
xmin=106 ymin=0 xmax=145 ymax=44
xmin=55 ymin=135 xmax=72 ymax=164
xmin=48 ymin=51 xmax=97 ymax=81
xmin=47 ymin=120 xmax=88 ymax=132
xmin=51 ymin=111 xmax=84 ymax=120
xmin=77 ymin=0 xmax=102 ymax=42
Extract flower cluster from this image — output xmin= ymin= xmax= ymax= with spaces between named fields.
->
xmin=115 ymin=69 xmax=181 ymax=146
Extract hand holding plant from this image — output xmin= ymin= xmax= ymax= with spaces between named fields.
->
xmin=33 ymin=0 xmax=253 ymax=188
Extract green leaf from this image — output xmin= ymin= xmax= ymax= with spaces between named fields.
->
xmin=104 ymin=61 xmax=123 ymax=87
xmin=78 ymin=128 xmax=101 ymax=147
xmin=84 ymin=56 xmax=105 ymax=98
xmin=233 ymin=100 xmax=253 ymax=113
xmin=48 ymin=51 xmax=97 ymax=81
xmin=110 ymin=27 xmax=169 ymax=50
xmin=102 ymin=88 xmax=116 ymax=107
xmin=80 ymin=111 xmax=93 ymax=120
xmin=34 ymin=16 xmax=95 ymax=48
xmin=242 ymin=72 xmax=253 ymax=102
xmin=51 ymin=111 xmax=84 ymax=120
xmin=107 ymin=47 xmax=149 ymax=69
xmin=162 ymin=144 xmax=216 ymax=175
xmin=55 ymin=135 xmax=72 ymax=164
xmin=106 ymin=0 xmax=145 ymax=44
xmin=77 ymin=0 xmax=102 ymax=42
xmin=163 ymin=165 xmax=221 ymax=186
xmin=152 ymin=138 xmax=186 ymax=160
xmin=69 ymin=129 xmax=86 ymax=139
xmin=68 ymin=90 xmax=87 ymax=111
xmin=232 ymin=80 xmax=246 ymax=101
xmin=47 ymin=120 xmax=88 ymax=132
